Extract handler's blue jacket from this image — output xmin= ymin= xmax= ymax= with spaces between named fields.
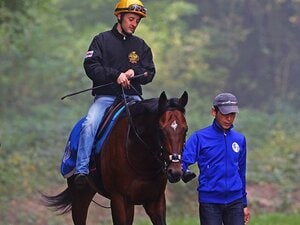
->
xmin=182 ymin=119 xmax=248 ymax=207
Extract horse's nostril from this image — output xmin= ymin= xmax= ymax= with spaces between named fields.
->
xmin=167 ymin=170 xmax=182 ymax=183
xmin=168 ymin=168 xmax=182 ymax=178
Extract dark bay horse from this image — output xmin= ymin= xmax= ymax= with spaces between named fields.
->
xmin=42 ymin=91 xmax=188 ymax=225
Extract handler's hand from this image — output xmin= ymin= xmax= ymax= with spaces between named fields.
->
xmin=244 ymin=207 xmax=250 ymax=224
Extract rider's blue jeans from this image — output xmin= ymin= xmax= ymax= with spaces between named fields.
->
xmin=199 ymin=198 xmax=244 ymax=225
xmin=75 ymin=95 xmax=141 ymax=175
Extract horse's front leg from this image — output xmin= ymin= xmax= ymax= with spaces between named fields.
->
xmin=143 ymin=193 xmax=167 ymax=225
xmin=110 ymin=194 xmax=134 ymax=225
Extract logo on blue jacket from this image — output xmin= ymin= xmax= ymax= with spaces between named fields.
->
xmin=232 ymin=142 xmax=240 ymax=153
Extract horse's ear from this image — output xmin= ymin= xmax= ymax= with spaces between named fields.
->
xmin=179 ymin=91 xmax=188 ymax=107
xmin=158 ymin=91 xmax=167 ymax=112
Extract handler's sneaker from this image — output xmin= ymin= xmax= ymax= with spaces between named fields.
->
xmin=181 ymin=170 xmax=196 ymax=183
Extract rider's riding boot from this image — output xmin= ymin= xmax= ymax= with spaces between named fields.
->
xmin=74 ymin=173 xmax=88 ymax=188
xmin=181 ymin=169 xmax=196 ymax=183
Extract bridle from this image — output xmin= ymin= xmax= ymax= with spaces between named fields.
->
xmin=124 ymin=98 xmax=187 ymax=176
xmin=157 ymin=108 xmax=188 ymax=168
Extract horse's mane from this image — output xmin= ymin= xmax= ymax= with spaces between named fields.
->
xmin=126 ymin=98 xmax=159 ymax=117
xmin=123 ymin=96 xmax=186 ymax=118
xmin=164 ymin=98 xmax=186 ymax=113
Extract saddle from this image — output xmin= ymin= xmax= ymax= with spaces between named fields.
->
xmin=93 ymin=98 xmax=127 ymax=154
xmin=60 ymin=97 xmax=137 ymax=178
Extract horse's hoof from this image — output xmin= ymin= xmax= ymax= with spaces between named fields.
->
xmin=74 ymin=173 xmax=88 ymax=188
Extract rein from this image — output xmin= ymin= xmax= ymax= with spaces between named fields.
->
xmin=121 ymin=87 xmax=166 ymax=176
xmin=121 ymin=87 xmax=149 ymax=149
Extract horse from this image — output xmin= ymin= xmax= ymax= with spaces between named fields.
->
xmin=42 ymin=91 xmax=188 ymax=225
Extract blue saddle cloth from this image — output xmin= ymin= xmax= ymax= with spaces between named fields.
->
xmin=60 ymin=105 xmax=125 ymax=178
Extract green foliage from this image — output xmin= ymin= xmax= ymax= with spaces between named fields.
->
xmin=242 ymin=110 xmax=300 ymax=185
xmin=140 ymin=0 xmax=200 ymax=96
xmin=56 ymin=0 xmax=115 ymax=31
xmin=0 ymin=0 xmax=83 ymax=112
xmin=0 ymin=0 xmax=300 ymax=223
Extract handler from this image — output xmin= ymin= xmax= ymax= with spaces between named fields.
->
xmin=182 ymin=93 xmax=250 ymax=225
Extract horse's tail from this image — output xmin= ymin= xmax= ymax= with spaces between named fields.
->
xmin=40 ymin=187 xmax=72 ymax=215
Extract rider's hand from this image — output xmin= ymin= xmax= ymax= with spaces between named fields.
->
xmin=117 ymin=72 xmax=130 ymax=89
xmin=125 ymin=69 xmax=134 ymax=79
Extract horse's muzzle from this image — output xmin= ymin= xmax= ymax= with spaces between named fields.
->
xmin=167 ymin=170 xmax=182 ymax=183
xmin=167 ymin=165 xmax=183 ymax=183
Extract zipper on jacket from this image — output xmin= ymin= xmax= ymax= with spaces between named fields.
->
xmin=224 ymin=131 xmax=228 ymax=204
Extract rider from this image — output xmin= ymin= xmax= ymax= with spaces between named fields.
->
xmin=74 ymin=0 xmax=155 ymax=185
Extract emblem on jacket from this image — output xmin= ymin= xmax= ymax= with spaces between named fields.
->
xmin=232 ymin=142 xmax=240 ymax=153
xmin=128 ymin=51 xmax=139 ymax=64
xmin=85 ymin=50 xmax=94 ymax=58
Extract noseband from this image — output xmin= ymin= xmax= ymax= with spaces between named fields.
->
xmin=169 ymin=154 xmax=181 ymax=163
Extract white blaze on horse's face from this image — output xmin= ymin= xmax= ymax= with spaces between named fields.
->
xmin=171 ymin=120 xmax=178 ymax=131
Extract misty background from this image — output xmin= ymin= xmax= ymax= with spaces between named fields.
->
xmin=0 ymin=0 xmax=299 ymax=224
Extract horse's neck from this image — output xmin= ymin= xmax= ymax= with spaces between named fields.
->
xmin=128 ymin=114 xmax=163 ymax=168
xmin=131 ymin=113 xmax=159 ymax=147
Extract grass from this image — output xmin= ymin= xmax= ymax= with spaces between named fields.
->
xmin=250 ymin=213 xmax=300 ymax=225
xmin=133 ymin=213 xmax=300 ymax=225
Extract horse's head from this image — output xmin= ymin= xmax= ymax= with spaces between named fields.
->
xmin=158 ymin=91 xmax=188 ymax=183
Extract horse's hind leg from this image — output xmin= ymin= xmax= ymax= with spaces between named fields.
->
xmin=71 ymin=186 xmax=96 ymax=225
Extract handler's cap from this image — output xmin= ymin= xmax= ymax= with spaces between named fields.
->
xmin=213 ymin=92 xmax=239 ymax=114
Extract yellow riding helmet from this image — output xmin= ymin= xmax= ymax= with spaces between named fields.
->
xmin=114 ymin=0 xmax=147 ymax=18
